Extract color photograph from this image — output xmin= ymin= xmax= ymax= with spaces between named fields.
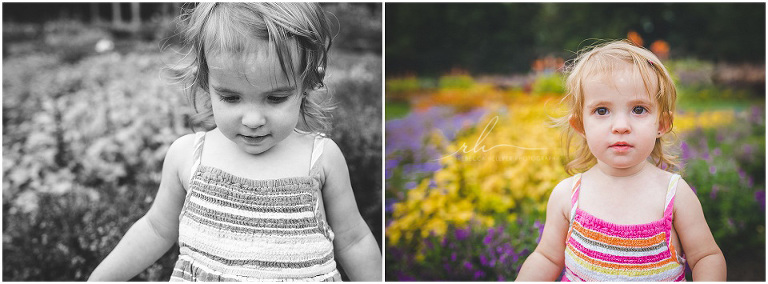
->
xmin=385 ymin=3 xmax=764 ymax=281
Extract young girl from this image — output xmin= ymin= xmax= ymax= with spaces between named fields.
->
xmin=516 ymin=40 xmax=726 ymax=281
xmin=88 ymin=3 xmax=381 ymax=281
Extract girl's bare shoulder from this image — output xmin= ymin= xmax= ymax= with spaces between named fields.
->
xmin=549 ymin=175 xmax=578 ymax=218
xmin=166 ymin=133 xmax=198 ymax=190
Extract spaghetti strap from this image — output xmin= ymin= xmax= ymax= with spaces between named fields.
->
xmin=664 ymin=174 xmax=681 ymax=219
xmin=569 ymin=173 xmax=582 ymax=222
xmin=188 ymin=132 xmax=206 ymax=193
xmin=309 ymin=133 xmax=327 ymax=173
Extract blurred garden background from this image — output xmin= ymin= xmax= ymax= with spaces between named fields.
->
xmin=385 ymin=3 xmax=765 ymax=281
xmin=3 ymin=3 xmax=381 ymax=281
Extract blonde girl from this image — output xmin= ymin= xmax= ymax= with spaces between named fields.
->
xmin=89 ymin=3 xmax=381 ymax=281
xmin=516 ymin=40 xmax=725 ymax=281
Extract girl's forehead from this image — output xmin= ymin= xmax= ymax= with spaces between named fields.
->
xmin=206 ymin=39 xmax=302 ymax=85
xmin=584 ymin=63 xmax=657 ymax=89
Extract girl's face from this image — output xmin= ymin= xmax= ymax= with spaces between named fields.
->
xmin=206 ymin=42 xmax=303 ymax=155
xmin=580 ymin=64 xmax=663 ymax=174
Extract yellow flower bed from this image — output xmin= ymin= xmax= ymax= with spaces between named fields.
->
xmin=673 ymin=110 xmax=735 ymax=133
xmin=388 ymin=95 xmax=569 ymax=245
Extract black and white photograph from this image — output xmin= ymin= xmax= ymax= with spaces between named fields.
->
xmin=3 ymin=2 xmax=382 ymax=281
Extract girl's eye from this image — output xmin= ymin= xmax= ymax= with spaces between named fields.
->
xmin=595 ymin=107 xmax=608 ymax=115
xmin=218 ymin=94 xmax=240 ymax=103
xmin=632 ymin=106 xmax=647 ymax=114
xmin=268 ymin=95 xmax=289 ymax=104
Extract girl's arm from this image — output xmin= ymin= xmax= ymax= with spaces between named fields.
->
xmin=516 ymin=178 xmax=572 ymax=281
xmin=673 ymin=179 xmax=727 ymax=281
xmin=88 ymin=134 xmax=194 ymax=281
xmin=320 ymin=140 xmax=382 ymax=281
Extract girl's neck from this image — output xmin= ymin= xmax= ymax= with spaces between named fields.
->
xmin=593 ymin=160 xmax=649 ymax=178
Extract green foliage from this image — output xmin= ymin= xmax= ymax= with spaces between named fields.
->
xmin=438 ymin=74 xmax=475 ymax=89
xmin=386 ymin=3 xmax=765 ymax=75
xmin=680 ymin=108 xmax=765 ymax=272
xmin=385 ymin=102 xmax=411 ymax=121
xmin=677 ymin=84 xmax=758 ymax=111
xmin=530 ymin=73 xmax=565 ymax=96
xmin=385 ymin=77 xmax=422 ymax=94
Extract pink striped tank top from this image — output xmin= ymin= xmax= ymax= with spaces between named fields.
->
xmin=170 ymin=131 xmax=340 ymax=281
xmin=562 ymin=173 xmax=687 ymax=281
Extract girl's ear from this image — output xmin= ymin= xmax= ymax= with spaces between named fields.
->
xmin=657 ymin=111 xmax=673 ymax=137
xmin=569 ymin=115 xmax=585 ymax=137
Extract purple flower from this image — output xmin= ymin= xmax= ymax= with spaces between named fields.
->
xmin=463 ymin=260 xmax=473 ymax=270
xmin=385 ymin=199 xmax=396 ymax=213
xmin=473 ymin=270 xmax=486 ymax=280
xmin=483 ymin=235 xmax=493 ymax=245
xmin=750 ymin=106 xmax=764 ymax=125
xmin=498 ymin=275 xmax=506 ymax=281
xmin=534 ymin=220 xmax=545 ymax=243
xmin=405 ymin=181 xmax=417 ymax=189
xmin=755 ymin=190 xmax=765 ymax=211
xmin=743 ymin=144 xmax=753 ymax=156
xmin=709 ymin=166 xmax=717 ymax=175
xmin=712 ymin=148 xmax=721 ymax=156
xmin=483 ymin=228 xmax=495 ymax=245
xmin=680 ymin=142 xmax=692 ymax=161
xmin=710 ymin=185 xmax=719 ymax=200
xmin=396 ymin=272 xmax=415 ymax=281
xmin=385 ymin=158 xmax=399 ymax=170
xmin=739 ymin=169 xmax=747 ymax=180
xmin=385 ymin=168 xmax=393 ymax=179
xmin=480 ymin=255 xmax=488 ymax=266
xmin=455 ymin=227 xmax=470 ymax=241
xmin=451 ymin=252 xmax=457 ymax=262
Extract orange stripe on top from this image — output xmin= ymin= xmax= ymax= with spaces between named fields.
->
xmin=572 ymin=220 xmax=667 ymax=248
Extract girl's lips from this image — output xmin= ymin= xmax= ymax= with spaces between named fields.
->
xmin=240 ymin=134 xmax=269 ymax=144
xmin=609 ymin=143 xmax=633 ymax=152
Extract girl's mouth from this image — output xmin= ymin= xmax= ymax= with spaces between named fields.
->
xmin=240 ymin=134 xmax=269 ymax=144
xmin=609 ymin=142 xmax=632 ymax=152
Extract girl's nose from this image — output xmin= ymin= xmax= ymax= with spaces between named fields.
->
xmin=241 ymin=109 xmax=266 ymax=129
xmin=612 ymin=114 xmax=631 ymax=134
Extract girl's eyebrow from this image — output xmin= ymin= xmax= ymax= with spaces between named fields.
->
xmin=211 ymin=85 xmax=296 ymax=95
xmin=626 ymin=98 xmax=654 ymax=106
xmin=585 ymin=100 xmax=611 ymax=109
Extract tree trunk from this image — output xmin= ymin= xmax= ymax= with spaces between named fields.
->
xmin=90 ymin=3 xmax=100 ymax=24
xmin=131 ymin=3 xmax=140 ymax=32
xmin=112 ymin=3 xmax=122 ymax=27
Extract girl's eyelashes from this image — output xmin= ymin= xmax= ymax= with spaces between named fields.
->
xmin=594 ymin=107 xmax=609 ymax=115
xmin=267 ymin=95 xmax=290 ymax=104
xmin=217 ymin=94 xmax=240 ymax=103
xmin=632 ymin=106 xmax=648 ymax=115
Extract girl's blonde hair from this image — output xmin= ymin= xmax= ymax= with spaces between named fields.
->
xmin=170 ymin=3 xmax=334 ymax=133
xmin=558 ymin=40 xmax=679 ymax=175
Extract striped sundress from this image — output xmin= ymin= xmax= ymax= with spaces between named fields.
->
xmin=170 ymin=131 xmax=341 ymax=281
xmin=562 ymin=173 xmax=686 ymax=281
